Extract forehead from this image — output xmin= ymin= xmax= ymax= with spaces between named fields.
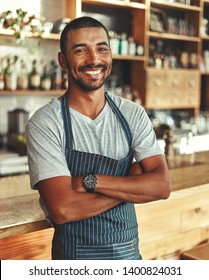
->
xmin=67 ymin=27 xmax=109 ymax=47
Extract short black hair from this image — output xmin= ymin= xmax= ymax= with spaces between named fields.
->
xmin=60 ymin=16 xmax=110 ymax=55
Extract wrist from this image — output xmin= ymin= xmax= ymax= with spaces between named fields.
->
xmin=83 ymin=173 xmax=97 ymax=193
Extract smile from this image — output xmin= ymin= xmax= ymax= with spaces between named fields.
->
xmin=83 ymin=69 xmax=102 ymax=75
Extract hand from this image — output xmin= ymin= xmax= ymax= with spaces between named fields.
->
xmin=128 ymin=162 xmax=143 ymax=176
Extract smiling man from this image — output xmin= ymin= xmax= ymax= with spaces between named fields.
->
xmin=26 ymin=16 xmax=170 ymax=260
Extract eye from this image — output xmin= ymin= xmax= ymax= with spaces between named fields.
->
xmin=74 ymin=48 xmax=87 ymax=55
xmin=98 ymin=46 xmax=109 ymax=53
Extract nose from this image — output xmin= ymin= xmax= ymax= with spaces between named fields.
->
xmin=86 ymin=48 xmax=100 ymax=65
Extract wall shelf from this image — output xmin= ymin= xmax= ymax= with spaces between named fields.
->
xmin=150 ymin=0 xmax=202 ymax=12
xmin=148 ymin=31 xmax=200 ymax=42
xmin=0 ymin=90 xmax=63 ymax=96
xmin=82 ymin=0 xmax=147 ymax=10
xmin=0 ymin=29 xmax=60 ymax=40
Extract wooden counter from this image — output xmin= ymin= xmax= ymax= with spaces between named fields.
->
xmin=1 ymin=151 xmax=209 ymax=259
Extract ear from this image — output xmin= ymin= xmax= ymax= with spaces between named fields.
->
xmin=58 ymin=52 xmax=68 ymax=70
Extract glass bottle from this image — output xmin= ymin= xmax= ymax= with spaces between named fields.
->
xmin=40 ymin=64 xmax=51 ymax=90
xmin=128 ymin=37 xmax=136 ymax=56
xmin=154 ymin=40 xmax=164 ymax=69
xmin=50 ymin=61 xmax=62 ymax=90
xmin=4 ymin=57 xmax=17 ymax=91
xmin=29 ymin=59 xmax=41 ymax=90
xmin=61 ymin=69 xmax=68 ymax=90
xmin=0 ymin=59 xmax=5 ymax=90
xmin=120 ymin=33 xmax=128 ymax=56
xmin=109 ymin=30 xmax=119 ymax=55
xmin=17 ymin=60 xmax=28 ymax=90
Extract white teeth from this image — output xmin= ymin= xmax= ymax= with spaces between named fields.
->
xmin=85 ymin=69 xmax=101 ymax=75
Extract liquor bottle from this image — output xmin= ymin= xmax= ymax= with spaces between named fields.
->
xmin=4 ymin=57 xmax=17 ymax=91
xmin=50 ymin=61 xmax=62 ymax=90
xmin=40 ymin=64 xmax=51 ymax=90
xmin=17 ymin=60 xmax=28 ymax=90
xmin=0 ymin=59 xmax=5 ymax=90
xmin=61 ymin=69 xmax=68 ymax=90
xmin=29 ymin=59 xmax=41 ymax=90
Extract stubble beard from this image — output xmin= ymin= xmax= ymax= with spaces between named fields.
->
xmin=66 ymin=60 xmax=112 ymax=91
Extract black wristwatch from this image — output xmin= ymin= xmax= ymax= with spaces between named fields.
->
xmin=83 ymin=173 xmax=97 ymax=193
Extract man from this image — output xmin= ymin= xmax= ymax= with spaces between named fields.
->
xmin=26 ymin=16 xmax=170 ymax=260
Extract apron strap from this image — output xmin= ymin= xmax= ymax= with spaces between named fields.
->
xmin=105 ymin=92 xmax=132 ymax=149
xmin=61 ymin=93 xmax=73 ymax=149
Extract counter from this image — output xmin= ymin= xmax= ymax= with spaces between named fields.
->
xmin=1 ymin=151 xmax=209 ymax=259
xmin=0 ymin=174 xmax=50 ymax=239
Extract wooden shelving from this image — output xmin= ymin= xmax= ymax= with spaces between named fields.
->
xmin=148 ymin=31 xmax=200 ymax=42
xmin=82 ymin=0 xmax=146 ymax=9
xmin=0 ymin=90 xmax=63 ymax=96
xmin=150 ymin=0 xmax=201 ymax=11
xmin=0 ymin=0 xmax=209 ymax=113
xmin=0 ymin=29 xmax=60 ymax=40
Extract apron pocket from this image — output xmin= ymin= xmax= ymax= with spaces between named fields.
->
xmin=76 ymin=239 xmax=140 ymax=260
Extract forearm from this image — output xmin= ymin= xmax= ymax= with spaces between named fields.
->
xmin=60 ymin=191 xmax=122 ymax=223
xmin=95 ymin=170 xmax=169 ymax=203
xmin=94 ymin=156 xmax=171 ymax=203
xmin=73 ymin=156 xmax=170 ymax=204
xmin=37 ymin=176 xmax=122 ymax=225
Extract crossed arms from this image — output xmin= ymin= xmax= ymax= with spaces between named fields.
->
xmin=37 ymin=154 xmax=171 ymax=224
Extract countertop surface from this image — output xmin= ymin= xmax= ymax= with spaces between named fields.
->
xmin=1 ymin=151 xmax=209 ymax=239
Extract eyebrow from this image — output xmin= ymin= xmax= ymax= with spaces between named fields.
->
xmin=72 ymin=41 xmax=109 ymax=49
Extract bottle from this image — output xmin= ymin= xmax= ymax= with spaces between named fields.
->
xmin=164 ymin=129 xmax=175 ymax=157
xmin=50 ymin=61 xmax=62 ymax=90
xmin=120 ymin=33 xmax=128 ymax=56
xmin=17 ymin=60 xmax=28 ymax=90
xmin=0 ymin=59 xmax=5 ymax=90
xmin=154 ymin=40 xmax=164 ymax=69
xmin=40 ymin=64 xmax=51 ymax=90
xmin=4 ymin=57 xmax=17 ymax=91
xmin=136 ymin=44 xmax=144 ymax=56
xmin=109 ymin=30 xmax=119 ymax=55
xmin=61 ymin=69 xmax=68 ymax=90
xmin=128 ymin=37 xmax=136 ymax=56
xmin=29 ymin=59 xmax=41 ymax=90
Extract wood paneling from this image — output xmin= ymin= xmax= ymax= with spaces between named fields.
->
xmin=136 ymin=184 xmax=209 ymax=259
xmin=0 ymin=228 xmax=53 ymax=260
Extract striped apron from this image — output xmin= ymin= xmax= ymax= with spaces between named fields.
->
xmin=52 ymin=92 xmax=141 ymax=260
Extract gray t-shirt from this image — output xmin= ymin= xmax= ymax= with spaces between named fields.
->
xmin=26 ymin=93 xmax=164 ymax=190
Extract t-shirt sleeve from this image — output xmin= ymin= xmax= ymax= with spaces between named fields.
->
xmin=26 ymin=115 xmax=71 ymax=190
xmin=129 ymin=106 xmax=164 ymax=162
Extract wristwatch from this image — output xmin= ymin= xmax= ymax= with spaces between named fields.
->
xmin=83 ymin=173 xmax=97 ymax=193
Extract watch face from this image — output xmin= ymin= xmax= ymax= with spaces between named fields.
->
xmin=83 ymin=173 xmax=97 ymax=192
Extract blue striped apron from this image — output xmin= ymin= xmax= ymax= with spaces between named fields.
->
xmin=52 ymin=92 xmax=141 ymax=260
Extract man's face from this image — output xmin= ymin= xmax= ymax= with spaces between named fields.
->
xmin=64 ymin=27 xmax=112 ymax=91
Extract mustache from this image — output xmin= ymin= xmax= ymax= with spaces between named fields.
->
xmin=78 ymin=64 xmax=108 ymax=71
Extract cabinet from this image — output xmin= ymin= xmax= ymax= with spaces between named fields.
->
xmin=145 ymin=0 xmax=202 ymax=114
xmin=145 ymin=68 xmax=200 ymax=109
xmin=0 ymin=0 xmax=208 ymax=115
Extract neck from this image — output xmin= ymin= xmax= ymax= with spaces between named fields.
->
xmin=65 ymin=86 xmax=106 ymax=120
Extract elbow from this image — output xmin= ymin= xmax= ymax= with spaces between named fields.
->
xmin=50 ymin=207 xmax=78 ymax=224
xmin=161 ymin=178 xmax=171 ymax=199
